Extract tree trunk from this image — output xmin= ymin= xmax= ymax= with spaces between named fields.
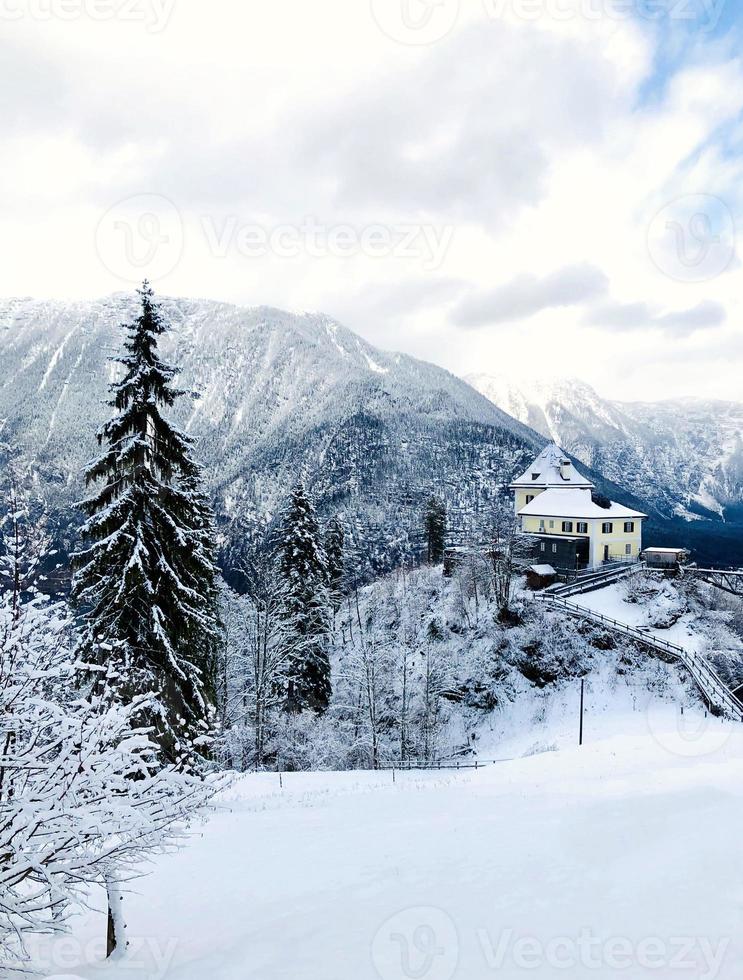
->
xmin=106 ymin=878 xmax=125 ymax=959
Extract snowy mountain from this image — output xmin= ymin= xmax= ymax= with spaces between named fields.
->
xmin=0 ymin=295 xmax=544 ymax=575
xmin=467 ymin=373 xmax=743 ymax=525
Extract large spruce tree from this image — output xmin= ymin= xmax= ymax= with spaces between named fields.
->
xmin=73 ymin=282 xmax=219 ymax=767
xmin=278 ymin=484 xmax=332 ymax=714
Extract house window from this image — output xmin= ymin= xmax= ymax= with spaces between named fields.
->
xmin=540 ymin=543 xmax=546 ymax=552
xmin=549 ymin=520 xmax=554 ymax=528
xmin=526 ymin=495 xmax=535 ymax=504
xmin=531 ymin=473 xmax=540 ymax=481
xmin=624 ymin=521 xmax=635 ymax=532
xmin=577 ymin=522 xmax=588 ymax=534
xmin=552 ymin=544 xmax=557 ymax=554
xmin=562 ymin=521 xmax=573 ymax=532
xmin=625 ymin=544 xmax=632 ymax=555
xmin=602 ymin=522 xmax=613 ymax=534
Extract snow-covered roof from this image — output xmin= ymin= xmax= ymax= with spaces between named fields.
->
xmin=529 ymin=564 xmax=556 ymax=576
xmin=510 ymin=443 xmax=595 ymax=489
xmin=518 ymin=488 xmax=646 ymax=520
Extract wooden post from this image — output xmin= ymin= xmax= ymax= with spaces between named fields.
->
xmin=579 ymin=679 xmax=585 ymax=747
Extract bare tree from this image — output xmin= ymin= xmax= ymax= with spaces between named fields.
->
xmin=336 ymin=591 xmax=395 ymax=770
xmin=489 ymin=504 xmax=530 ymax=617
xmin=216 ymin=569 xmax=303 ymax=771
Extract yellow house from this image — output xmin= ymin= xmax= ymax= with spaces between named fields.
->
xmin=510 ymin=444 xmax=646 ymax=571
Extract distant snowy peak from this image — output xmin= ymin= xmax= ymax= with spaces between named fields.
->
xmin=467 ymin=372 xmax=743 ymax=523
xmin=466 ymin=373 xmax=630 ymax=443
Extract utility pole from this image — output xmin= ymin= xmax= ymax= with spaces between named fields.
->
xmin=579 ymin=679 xmax=585 ymax=747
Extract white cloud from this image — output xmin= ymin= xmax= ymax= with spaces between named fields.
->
xmin=453 ymin=264 xmax=608 ymax=327
xmin=586 ymin=298 xmax=726 ymax=333
xmin=0 ymin=0 xmax=742 ymax=400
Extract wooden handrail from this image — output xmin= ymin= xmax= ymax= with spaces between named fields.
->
xmin=538 ymin=593 xmax=743 ymax=721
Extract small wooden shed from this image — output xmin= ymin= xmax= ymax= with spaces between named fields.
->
xmin=527 ymin=564 xmax=557 ymax=590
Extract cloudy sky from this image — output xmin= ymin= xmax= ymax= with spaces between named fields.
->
xmin=2 ymin=0 xmax=741 ymax=401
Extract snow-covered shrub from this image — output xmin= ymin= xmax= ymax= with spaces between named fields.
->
xmin=0 ymin=585 xmax=212 ymax=968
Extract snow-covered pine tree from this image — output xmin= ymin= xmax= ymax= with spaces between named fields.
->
xmin=278 ymin=484 xmax=332 ymax=714
xmin=72 ymin=282 xmax=220 ymax=768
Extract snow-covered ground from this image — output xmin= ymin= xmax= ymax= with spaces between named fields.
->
xmin=32 ymin=702 xmax=743 ymax=980
xmin=575 ymin=580 xmax=703 ymax=651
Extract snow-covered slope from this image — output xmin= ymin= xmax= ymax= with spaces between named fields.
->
xmin=0 ymin=296 xmax=542 ymax=573
xmin=28 ymin=717 xmax=743 ymax=979
xmin=468 ymin=373 xmax=743 ymax=524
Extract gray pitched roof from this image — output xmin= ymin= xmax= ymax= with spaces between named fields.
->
xmin=510 ymin=443 xmax=595 ymax=490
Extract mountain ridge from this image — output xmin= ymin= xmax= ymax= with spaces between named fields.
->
xmin=2 ymin=294 xmax=739 ymax=572
xmin=0 ymin=294 xmax=543 ymax=577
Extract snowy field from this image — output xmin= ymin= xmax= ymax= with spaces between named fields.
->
xmin=33 ymin=700 xmax=743 ymax=980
